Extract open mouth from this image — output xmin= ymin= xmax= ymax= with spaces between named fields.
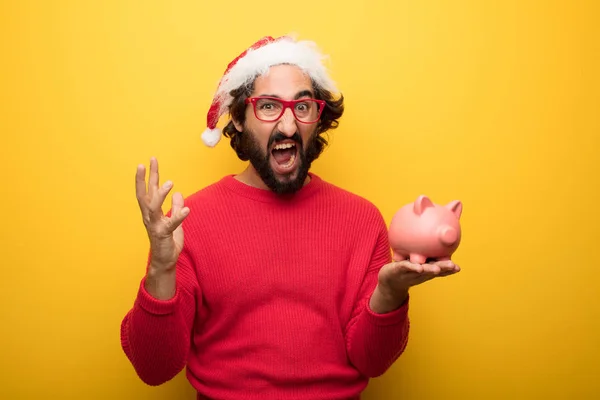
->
xmin=270 ymin=141 xmax=298 ymax=173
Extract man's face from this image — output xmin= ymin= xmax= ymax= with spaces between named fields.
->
xmin=233 ymin=64 xmax=321 ymax=195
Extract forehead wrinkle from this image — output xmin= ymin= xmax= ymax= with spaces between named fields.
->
xmin=255 ymin=90 xmax=315 ymax=99
xmin=252 ymin=65 xmax=313 ymax=99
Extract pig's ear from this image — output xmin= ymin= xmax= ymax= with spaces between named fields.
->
xmin=446 ymin=200 xmax=463 ymax=218
xmin=414 ymin=195 xmax=434 ymax=215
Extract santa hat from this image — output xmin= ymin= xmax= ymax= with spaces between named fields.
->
xmin=201 ymin=35 xmax=339 ymax=147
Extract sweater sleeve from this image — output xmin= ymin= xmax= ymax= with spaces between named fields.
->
xmin=120 ymin=247 xmax=200 ymax=385
xmin=345 ymin=214 xmax=410 ymax=378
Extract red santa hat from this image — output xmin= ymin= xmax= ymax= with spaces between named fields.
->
xmin=201 ymin=35 xmax=339 ymax=147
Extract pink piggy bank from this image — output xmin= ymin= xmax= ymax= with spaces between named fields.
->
xmin=388 ymin=195 xmax=463 ymax=264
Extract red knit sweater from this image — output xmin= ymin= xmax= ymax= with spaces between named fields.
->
xmin=120 ymin=173 xmax=410 ymax=400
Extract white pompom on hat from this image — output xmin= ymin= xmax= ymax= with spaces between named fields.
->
xmin=201 ymin=35 xmax=339 ymax=147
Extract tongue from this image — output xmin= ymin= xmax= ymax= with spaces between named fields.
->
xmin=272 ymin=148 xmax=295 ymax=165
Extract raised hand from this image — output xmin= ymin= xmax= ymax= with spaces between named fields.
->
xmin=136 ymin=157 xmax=190 ymax=272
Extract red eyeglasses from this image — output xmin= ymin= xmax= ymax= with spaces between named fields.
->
xmin=245 ymin=96 xmax=325 ymax=124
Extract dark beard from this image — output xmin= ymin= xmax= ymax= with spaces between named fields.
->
xmin=239 ymin=129 xmax=320 ymax=195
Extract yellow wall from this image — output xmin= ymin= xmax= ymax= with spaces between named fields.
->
xmin=1 ymin=1 xmax=598 ymax=398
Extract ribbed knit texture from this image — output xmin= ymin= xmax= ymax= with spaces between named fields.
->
xmin=120 ymin=173 xmax=410 ymax=400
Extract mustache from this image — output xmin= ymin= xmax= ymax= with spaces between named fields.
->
xmin=268 ymin=132 xmax=302 ymax=149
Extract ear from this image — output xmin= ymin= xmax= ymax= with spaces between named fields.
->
xmin=232 ymin=119 xmax=243 ymax=132
xmin=445 ymin=200 xmax=463 ymax=218
xmin=413 ymin=195 xmax=434 ymax=215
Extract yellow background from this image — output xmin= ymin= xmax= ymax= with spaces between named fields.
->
xmin=1 ymin=1 xmax=598 ymax=399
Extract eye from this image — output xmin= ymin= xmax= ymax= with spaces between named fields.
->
xmin=258 ymin=102 xmax=277 ymax=110
xmin=295 ymin=102 xmax=309 ymax=112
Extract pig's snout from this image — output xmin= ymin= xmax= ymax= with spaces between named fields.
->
xmin=438 ymin=226 xmax=458 ymax=246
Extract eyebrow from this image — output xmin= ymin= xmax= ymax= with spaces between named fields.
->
xmin=258 ymin=90 xmax=315 ymax=100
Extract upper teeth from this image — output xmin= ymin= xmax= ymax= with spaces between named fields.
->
xmin=274 ymin=143 xmax=295 ymax=150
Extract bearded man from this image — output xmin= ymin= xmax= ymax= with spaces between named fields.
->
xmin=121 ymin=35 xmax=460 ymax=400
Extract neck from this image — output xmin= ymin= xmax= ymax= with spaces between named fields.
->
xmin=235 ymin=165 xmax=311 ymax=191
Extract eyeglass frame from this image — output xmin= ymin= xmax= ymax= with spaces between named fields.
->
xmin=244 ymin=96 xmax=326 ymax=124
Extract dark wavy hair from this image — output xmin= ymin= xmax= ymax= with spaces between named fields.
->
xmin=221 ymin=77 xmax=345 ymax=161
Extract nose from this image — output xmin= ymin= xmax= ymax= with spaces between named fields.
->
xmin=277 ymin=107 xmax=297 ymax=137
xmin=438 ymin=226 xmax=458 ymax=246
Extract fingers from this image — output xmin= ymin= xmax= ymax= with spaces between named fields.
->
xmin=171 ymin=190 xmax=183 ymax=214
xmin=148 ymin=157 xmax=159 ymax=197
xmin=390 ymin=260 xmax=425 ymax=274
xmin=135 ymin=164 xmax=147 ymax=208
xmin=134 ymin=157 xmax=189 ymax=233
xmin=167 ymin=192 xmax=190 ymax=233
xmin=431 ymin=260 xmax=461 ymax=275
xmin=139 ymin=157 xmax=175 ymax=223
xmin=147 ymin=180 xmax=173 ymax=222
xmin=390 ymin=260 xmax=460 ymax=277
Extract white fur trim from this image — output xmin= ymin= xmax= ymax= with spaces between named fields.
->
xmin=216 ymin=37 xmax=338 ymax=116
xmin=201 ymin=127 xmax=222 ymax=147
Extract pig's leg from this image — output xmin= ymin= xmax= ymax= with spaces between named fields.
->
xmin=410 ymin=254 xmax=427 ymax=264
